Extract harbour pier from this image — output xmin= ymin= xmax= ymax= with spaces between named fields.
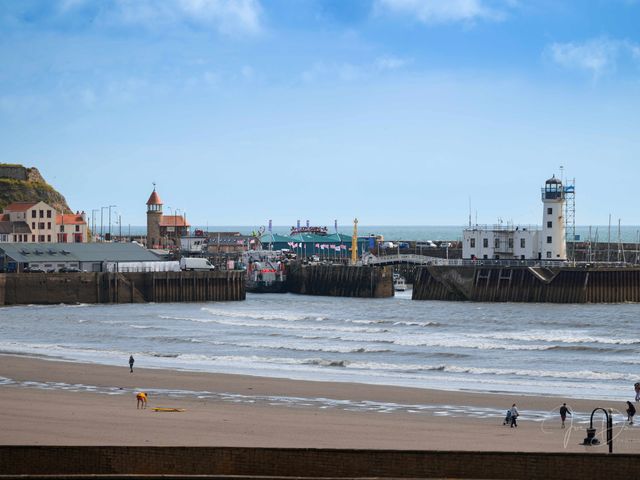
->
xmin=0 ymin=270 xmax=245 ymax=306
xmin=286 ymin=262 xmax=394 ymax=298
xmin=412 ymin=263 xmax=640 ymax=303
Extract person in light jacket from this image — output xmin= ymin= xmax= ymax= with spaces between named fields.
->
xmin=510 ymin=403 xmax=519 ymax=428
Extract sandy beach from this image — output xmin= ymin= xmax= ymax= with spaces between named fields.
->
xmin=0 ymin=353 xmax=638 ymax=452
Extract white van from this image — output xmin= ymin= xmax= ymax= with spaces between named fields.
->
xmin=180 ymin=257 xmax=215 ymax=271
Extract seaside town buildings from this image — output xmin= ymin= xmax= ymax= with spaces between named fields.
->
xmin=0 ymin=201 xmax=88 ymax=243
xmin=462 ymin=176 xmax=571 ymax=261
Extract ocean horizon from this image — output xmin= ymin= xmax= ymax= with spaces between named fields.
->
xmin=114 ymin=225 xmax=640 ymax=244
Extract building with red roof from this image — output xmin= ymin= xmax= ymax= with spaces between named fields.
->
xmin=0 ymin=201 xmax=88 ymax=244
xmin=146 ymin=186 xmax=190 ymax=248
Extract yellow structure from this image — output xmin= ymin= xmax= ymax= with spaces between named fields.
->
xmin=351 ymin=217 xmax=358 ymax=264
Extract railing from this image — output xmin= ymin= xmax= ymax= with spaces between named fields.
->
xmin=365 ymin=253 xmax=634 ymax=269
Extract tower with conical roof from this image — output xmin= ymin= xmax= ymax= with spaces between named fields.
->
xmin=146 ymin=184 xmax=163 ymax=248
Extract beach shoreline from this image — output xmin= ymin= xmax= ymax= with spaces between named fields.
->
xmin=2 ymin=353 xmax=639 ymax=452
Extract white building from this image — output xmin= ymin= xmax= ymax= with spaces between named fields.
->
xmin=463 ymin=176 xmax=568 ymax=261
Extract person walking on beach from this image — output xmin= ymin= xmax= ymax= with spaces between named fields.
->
xmin=560 ymin=403 xmax=571 ymax=428
xmin=634 ymin=383 xmax=640 ymax=402
xmin=510 ymin=403 xmax=519 ymax=428
xmin=129 ymin=355 xmax=135 ymax=373
xmin=136 ymin=391 xmax=148 ymax=409
xmin=627 ymin=401 xmax=636 ymax=424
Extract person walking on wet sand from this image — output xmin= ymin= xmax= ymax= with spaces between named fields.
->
xmin=560 ymin=403 xmax=571 ymax=428
xmin=129 ymin=355 xmax=134 ymax=373
xmin=627 ymin=401 xmax=636 ymax=424
xmin=510 ymin=404 xmax=519 ymax=428
xmin=634 ymin=382 xmax=640 ymax=402
xmin=136 ymin=391 xmax=148 ymax=409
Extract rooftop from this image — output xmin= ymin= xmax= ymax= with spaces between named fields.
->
xmin=0 ymin=242 xmax=162 ymax=263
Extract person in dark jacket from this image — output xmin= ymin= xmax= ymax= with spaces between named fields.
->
xmin=627 ymin=401 xmax=636 ymax=425
xmin=560 ymin=403 xmax=571 ymax=428
xmin=129 ymin=355 xmax=135 ymax=373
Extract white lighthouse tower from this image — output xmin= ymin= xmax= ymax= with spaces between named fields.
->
xmin=540 ymin=175 xmax=566 ymax=260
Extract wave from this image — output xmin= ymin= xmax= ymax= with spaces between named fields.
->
xmin=231 ymin=341 xmax=391 ymax=354
xmin=165 ymin=315 xmax=388 ymax=334
xmin=468 ymin=331 xmax=640 ymax=346
xmin=200 ymin=307 xmax=327 ymax=323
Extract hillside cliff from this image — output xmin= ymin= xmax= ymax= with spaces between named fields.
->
xmin=0 ymin=164 xmax=72 ymax=214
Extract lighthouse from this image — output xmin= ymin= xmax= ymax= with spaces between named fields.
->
xmin=540 ymin=175 xmax=566 ymax=260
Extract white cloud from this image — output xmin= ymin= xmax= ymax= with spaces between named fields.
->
xmin=548 ymin=37 xmax=640 ymax=77
xmin=375 ymin=0 xmax=505 ymax=24
xmin=375 ymin=55 xmax=410 ymax=70
xmin=72 ymin=0 xmax=263 ymax=35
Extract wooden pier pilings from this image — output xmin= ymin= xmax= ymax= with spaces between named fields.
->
xmin=0 ymin=270 xmax=245 ymax=306
xmin=412 ymin=265 xmax=640 ymax=303
xmin=286 ymin=263 xmax=394 ymax=298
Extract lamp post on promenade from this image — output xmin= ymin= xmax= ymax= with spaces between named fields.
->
xmin=91 ymin=209 xmax=99 ymax=242
xmin=100 ymin=206 xmax=109 ymax=242
xmin=108 ymin=205 xmax=116 ymax=241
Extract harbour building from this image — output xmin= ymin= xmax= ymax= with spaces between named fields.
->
xmin=463 ymin=175 xmax=572 ymax=261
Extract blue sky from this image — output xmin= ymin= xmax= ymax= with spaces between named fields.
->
xmin=1 ymin=0 xmax=639 ymax=228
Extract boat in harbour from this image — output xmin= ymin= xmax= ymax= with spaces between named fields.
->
xmin=393 ymin=273 xmax=407 ymax=292
xmin=244 ymin=250 xmax=287 ymax=293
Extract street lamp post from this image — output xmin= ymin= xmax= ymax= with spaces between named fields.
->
xmin=100 ymin=206 xmax=109 ymax=242
xmin=91 ymin=209 xmax=99 ymax=242
xmin=108 ymin=205 xmax=116 ymax=241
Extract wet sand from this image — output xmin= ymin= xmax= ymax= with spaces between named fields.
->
xmin=0 ymin=354 xmax=637 ymax=452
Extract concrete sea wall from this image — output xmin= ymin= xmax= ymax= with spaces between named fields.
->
xmin=1 ymin=446 xmax=639 ymax=479
xmin=413 ymin=265 xmax=640 ymax=303
xmin=0 ymin=271 xmax=245 ymax=306
xmin=286 ymin=263 xmax=394 ymax=298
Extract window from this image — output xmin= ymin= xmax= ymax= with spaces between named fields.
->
xmin=547 ymin=207 xmax=552 ymax=215
xmin=31 ymin=222 xmax=35 ymax=229
xmin=546 ymin=251 xmax=552 ymax=258
xmin=39 ymin=210 xmax=44 ymax=218
xmin=547 ymin=236 xmax=552 ymax=244
xmin=483 ymin=238 xmax=488 ymax=248
xmin=547 ymin=221 xmax=552 ymax=228
xmin=47 ymin=235 xmax=51 ymax=242
xmin=47 ymin=210 xmax=52 ymax=218
xmin=483 ymin=254 xmax=488 ymax=259
xmin=47 ymin=222 xmax=51 ymax=229
xmin=470 ymin=238 xmax=476 ymax=248
xmin=38 ymin=222 xmax=45 ymax=229
xmin=75 ymin=225 xmax=80 ymax=232
xmin=32 ymin=235 xmax=35 ymax=242
xmin=508 ymin=238 xmax=514 ymax=248
xmin=31 ymin=210 xmax=36 ymax=218
xmin=60 ymin=225 xmax=64 ymax=232
xmin=494 ymin=238 xmax=500 ymax=248
xmin=520 ymin=238 xmax=526 ymax=248
xmin=39 ymin=235 xmax=45 ymax=242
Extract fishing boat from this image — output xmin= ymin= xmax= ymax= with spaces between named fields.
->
xmin=244 ymin=250 xmax=287 ymax=293
xmin=393 ymin=274 xmax=407 ymax=292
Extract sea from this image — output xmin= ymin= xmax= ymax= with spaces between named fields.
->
xmin=1 ymin=293 xmax=639 ymax=402
xmin=121 ymin=225 xmax=640 ymax=243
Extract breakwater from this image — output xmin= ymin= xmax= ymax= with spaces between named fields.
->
xmin=413 ymin=265 xmax=640 ymax=303
xmin=286 ymin=263 xmax=393 ymax=298
xmin=0 ymin=271 xmax=245 ymax=306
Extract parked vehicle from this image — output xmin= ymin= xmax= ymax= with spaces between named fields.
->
xmin=416 ymin=241 xmax=437 ymax=248
xmin=179 ymin=257 xmax=215 ymax=271
xmin=440 ymin=242 xmax=452 ymax=248
xmin=59 ymin=267 xmax=81 ymax=273
xmin=23 ymin=266 xmax=45 ymax=273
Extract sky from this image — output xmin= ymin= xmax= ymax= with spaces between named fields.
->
xmin=1 ymin=0 xmax=640 ymax=228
